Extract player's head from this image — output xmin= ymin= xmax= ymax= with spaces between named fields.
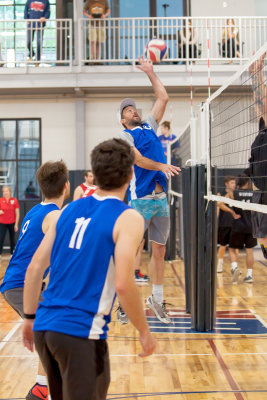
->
xmin=84 ymin=170 xmax=94 ymax=185
xmin=2 ymin=186 xmax=12 ymax=198
xmin=160 ymin=121 xmax=171 ymax=136
xmin=224 ymin=175 xmax=236 ymax=191
xmin=91 ymin=138 xmax=134 ymax=190
xmin=237 ymin=174 xmax=251 ymax=189
xmin=120 ymin=98 xmax=141 ymax=129
xmin=36 ymin=160 xmax=69 ymax=199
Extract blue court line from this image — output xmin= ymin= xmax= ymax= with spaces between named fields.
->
xmin=106 ymin=389 xmax=267 ymax=399
xmin=257 ymin=259 xmax=267 ymax=267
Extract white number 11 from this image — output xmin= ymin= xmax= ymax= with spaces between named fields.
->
xmin=69 ymin=217 xmax=91 ymax=249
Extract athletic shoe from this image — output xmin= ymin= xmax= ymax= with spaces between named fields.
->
xmin=243 ymin=275 xmax=253 ymax=283
xmin=146 ymin=295 xmax=171 ymax=324
xmin=116 ymin=304 xmax=129 ymax=324
xmin=26 ymin=383 xmax=48 ymax=400
xmin=231 ymin=267 xmax=242 ymax=284
xmin=260 ymin=244 xmax=267 ymax=260
xmin=135 ymin=269 xmax=150 ymax=283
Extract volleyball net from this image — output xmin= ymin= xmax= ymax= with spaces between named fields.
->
xmin=206 ymin=43 xmax=267 ymax=214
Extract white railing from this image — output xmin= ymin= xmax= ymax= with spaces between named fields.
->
xmin=0 ymin=19 xmax=72 ymax=67
xmin=79 ymin=16 xmax=267 ymax=65
xmin=0 ymin=17 xmax=265 ymax=68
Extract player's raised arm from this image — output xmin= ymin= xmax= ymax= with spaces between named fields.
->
xmin=137 ymin=56 xmax=169 ymax=124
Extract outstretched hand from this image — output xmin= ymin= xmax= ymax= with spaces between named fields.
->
xmin=136 ymin=56 xmax=154 ymax=74
xmin=160 ymin=164 xmax=181 ymax=179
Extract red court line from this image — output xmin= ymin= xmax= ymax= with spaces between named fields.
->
xmin=208 ymin=339 xmax=244 ymax=400
xmin=170 ymin=262 xmax=185 ymax=293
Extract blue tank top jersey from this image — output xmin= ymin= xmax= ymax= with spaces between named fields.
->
xmin=0 ymin=202 xmax=59 ymax=293
xmin=33 ymin=194 xmax=131 ymax=340
xmin=120 ymin=120 xmax=167 ymax=200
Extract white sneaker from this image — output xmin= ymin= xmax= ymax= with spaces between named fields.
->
xmin=231 ymin=267 xmax=242 ymax=284
xmin=146 ymin=295 xmax=171 ymax=324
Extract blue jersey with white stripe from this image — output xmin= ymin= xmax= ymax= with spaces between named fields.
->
xmin=0 ymin=202 xmax=59 ymax=293
xmin=33 ymin=194 xmax=130 ymax=340
xmin=119 ymin=117 xmax=167 ymax=200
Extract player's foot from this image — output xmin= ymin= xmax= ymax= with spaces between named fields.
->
xmin=260 ymin=244 xmax=267 ymax=259
xmin=231 ymin=267 xmax=241 ymax=284
xmin=116 ymin=304 xmax=129 ymax=324
xmin=26 ymin=383 xmax=48 ymax=400
xmin=135 ymin=269 xmax=150 ymax=283
xmin=146 ymin=295 xmax=171 ymax=324
xmin=243 ymin=275 xmax=253 ymax=283
xmin=217 ymin=263 xmax=223 ymax=273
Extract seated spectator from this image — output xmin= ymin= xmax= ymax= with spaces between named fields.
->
xmin=178 ymin=19 xmax=198 ymax=59
xmin=222 ymin=18 xmax=240 ymax=61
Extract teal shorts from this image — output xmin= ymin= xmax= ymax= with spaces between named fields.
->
xmin=130 ymin=196 xmax=170 ymax=245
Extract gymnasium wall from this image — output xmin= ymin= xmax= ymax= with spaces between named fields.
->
xmin=0 ymin=95 xmax=205 ymax=169
xmin=191 ymin=0 xmax=254 ymax=17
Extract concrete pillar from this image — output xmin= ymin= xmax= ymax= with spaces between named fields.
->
xmin=75 ymin=100 xmax=86 ymax=169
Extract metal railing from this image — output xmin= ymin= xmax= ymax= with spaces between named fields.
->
xmin=0 ymin=17 xmax=265 ymax=68
xmin=0 ymin=19 xmax=72 ymax=67
xmin=79 ymin=16 xmax=267 ymax=65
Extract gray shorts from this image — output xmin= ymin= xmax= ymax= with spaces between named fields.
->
xmin=2 ymin=286 xmax=44 ymax=319
xmin=131 ymin=194 xmax=170 ymax=245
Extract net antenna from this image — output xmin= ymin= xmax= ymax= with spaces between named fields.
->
xmin=205 ymin=42 xmax=267 ymax=215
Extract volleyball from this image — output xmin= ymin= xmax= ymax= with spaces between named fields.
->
xmin=145 ymin=39 xmax=167 ymax=63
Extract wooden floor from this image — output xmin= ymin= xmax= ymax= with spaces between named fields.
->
xmin=1 ymin=250 xmax=267 ymax=400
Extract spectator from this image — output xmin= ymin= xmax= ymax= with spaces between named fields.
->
xmin=83 ymin=0 xmax=110 ymax=63
xmin=222 ymin=18 xmax=240 ymax=62
xmin=158 ymin=121 xmax=179 ymax=158
xmin=73 ymin=170 xmax=97 ymax=201
xmin=0 ymin=186 xmax=19 ymax=257
xmin=178 ymin=19 xmax=198 ymax=60
xmin=24 ymin=180 xmax=38 ymax=199
xmin=24 ymin=0 xmax=51 ymax=66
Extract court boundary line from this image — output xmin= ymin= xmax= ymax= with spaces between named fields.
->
xmin=0 ymin=321 xmax=21 ymax=352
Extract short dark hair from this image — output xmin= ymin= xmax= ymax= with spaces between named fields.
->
xmin=36 ymin=161 xmax=69 ymax=198
xmin=224 ymin=175 xmax=235 ymax=184
xmin=91 ymin=139 xmax=134 ymax=190
xmin=84 ymin=170 xmax=92 ymax=178
xmin=237 ymin=174 xmax=250 ymax=189
xmin=161 ymin=121 xmax=171 ymax=130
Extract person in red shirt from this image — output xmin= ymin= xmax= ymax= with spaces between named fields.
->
xmin=0 ymin=186 xmax=20 ymax=257
xmin=73 ymin=170 xmax=97 ymax=200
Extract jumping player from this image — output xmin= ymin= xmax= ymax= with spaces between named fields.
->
xmin=0 ymin=161 xmax=69 ymax=400
xmin=119 ymin=57 xmax=181 ymax=324
xmin=73 ymin=169 xmax=97 ymax=200
xmin=22 ymin=139 xmax=156 ymax=400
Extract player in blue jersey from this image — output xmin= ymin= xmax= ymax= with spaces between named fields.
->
xmin=0 ymin=160 xmax=69 ymax=400
xmin=119 ymin=57 xmax=181 ymax=324
xmin=22 ymin=139 xmax=156 ymax=400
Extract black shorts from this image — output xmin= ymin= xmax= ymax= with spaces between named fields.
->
xmin=218 ymin=227 xmax=231 ymax=246
xmin=251 ymin=191 xmax=267 ymax=239
xmin=34 ymin=331 xmax=110 ymax=400
xmin=229 ymin=231 xmax=257 ymax=249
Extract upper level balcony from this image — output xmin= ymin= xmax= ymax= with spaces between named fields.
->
xmin=0 ymin=16 xmax=266 ymax=93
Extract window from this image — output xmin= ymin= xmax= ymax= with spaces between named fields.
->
xmin=0 ymin=119 xmax=41 ymax=200
xmin=156 ymin=0 xmax=183 ymax=17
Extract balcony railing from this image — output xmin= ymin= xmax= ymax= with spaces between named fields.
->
xmin=0 ymin=19 xmax=72 ymax=67
xmin=0 ymin=17 xmax=266 ymax=69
